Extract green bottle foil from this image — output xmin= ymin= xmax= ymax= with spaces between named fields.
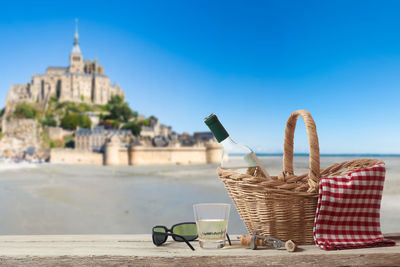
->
xmin=204 ymin=114 xmax=229 ymax=143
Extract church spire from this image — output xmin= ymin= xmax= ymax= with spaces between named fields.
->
xmin=74 ymin=18 xmax=79 ymax=46
xmin=71 ymin=18 xmax=81 ymax=54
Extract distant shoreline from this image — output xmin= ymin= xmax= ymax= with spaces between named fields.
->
xmin=256 ymin=153 xmax=400 ymax=157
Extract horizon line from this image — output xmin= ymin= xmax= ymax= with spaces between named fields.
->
xmin=255 ymin=153 xmax=400 ymax=157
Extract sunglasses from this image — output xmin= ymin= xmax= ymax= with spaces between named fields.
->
xmin=152 ymin=222 xmax=231 ymax=251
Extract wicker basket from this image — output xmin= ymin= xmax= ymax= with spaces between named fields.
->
xmin=217 ymin=110 xmax=381 ymax=245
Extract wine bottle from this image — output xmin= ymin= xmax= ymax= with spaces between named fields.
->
xmin=204 ymin=114 xmax=269 ymax=177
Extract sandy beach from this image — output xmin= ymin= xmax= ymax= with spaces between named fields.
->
xmin=0 ymin=156 xmax=398 ymax=235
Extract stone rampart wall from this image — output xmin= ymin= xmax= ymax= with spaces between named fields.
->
xmin=128 ymin=147 xmax=207 ymax=165
xmin=51 ymin=144 xmax=221 ymax=166
xmin=118 ymin=148 xmax=130 ymax=166
xmin=205 ymin=142 xmax=223 ymax=164
xmin=50 ymin=148 xmax=103 ymax=165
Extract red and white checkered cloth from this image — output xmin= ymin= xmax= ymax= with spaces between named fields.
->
xmin=313 ymin=161 xmax=396 ymax=250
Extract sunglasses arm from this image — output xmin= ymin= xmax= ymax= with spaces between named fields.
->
xmin=226 ymin=233 xmax=232 ymax=246
xmin=170 ymin=233 xmax=195 ymax=251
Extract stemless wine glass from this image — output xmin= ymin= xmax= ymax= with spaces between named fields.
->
xmin=193 ymin=203 xmax=230 ymax=249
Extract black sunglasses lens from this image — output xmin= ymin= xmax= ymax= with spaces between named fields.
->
xmin=172 ymin=223 xmax=197 ymax=241
xmin=153 ymin=227 xmax=168 ymax=245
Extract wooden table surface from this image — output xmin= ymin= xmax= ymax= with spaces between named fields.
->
xmin=0 ymin=234 xmax=398 ymax=266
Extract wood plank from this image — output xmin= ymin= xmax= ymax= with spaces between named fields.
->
xmin=0 ymin=235 xmax=398 ymax=266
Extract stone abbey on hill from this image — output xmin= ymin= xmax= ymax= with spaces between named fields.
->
xmin=0 ymin=21 xmax=222 ymax=164
xmin=5 ymin=22 xmax=124 ymax=114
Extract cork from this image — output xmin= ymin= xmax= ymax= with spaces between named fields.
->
xmin=240 ymin=235 xmax=264 ymax=247
xmin=240 ymin=235 xmax=297 ymax=252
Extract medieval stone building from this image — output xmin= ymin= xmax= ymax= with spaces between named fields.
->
xmin=4 ymin=21 xmax=124 ymax=115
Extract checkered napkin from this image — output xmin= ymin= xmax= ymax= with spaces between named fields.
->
xmin=313 ymin=161 xmax=396 ymax=250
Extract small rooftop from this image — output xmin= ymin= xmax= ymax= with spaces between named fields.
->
xmin=76 ymin=126 xmax=131 ymax=137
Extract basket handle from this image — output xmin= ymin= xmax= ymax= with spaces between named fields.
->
xmin=282 ymin=110 xmax=320 ymax=186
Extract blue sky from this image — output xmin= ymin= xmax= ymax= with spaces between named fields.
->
xmin=1 ymin=0 xmax=400 ymax=153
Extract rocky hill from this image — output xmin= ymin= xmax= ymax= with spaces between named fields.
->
xmin=0 ymin=119 xmax=49 ymax=159
xmin=0 ymin=95 xmax=158 ymax=159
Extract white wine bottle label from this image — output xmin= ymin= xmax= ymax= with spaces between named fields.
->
xmin=250 ymin=152 xmax=270 ymax=178
xmin=244 ymin=153 xmax=258 ymax=167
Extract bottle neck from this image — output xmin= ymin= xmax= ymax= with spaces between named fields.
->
xmin=221 ymin=136 xmax=253 ymax=153
xmin=221 ymin=136 xmax=234 ymax=145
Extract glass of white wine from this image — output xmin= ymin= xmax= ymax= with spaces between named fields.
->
xmin=193 ymin=203 xmax=230 ymax=249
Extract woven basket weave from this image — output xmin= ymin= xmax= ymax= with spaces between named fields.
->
xmin=217 ymin=110 xmax=380 ymax=245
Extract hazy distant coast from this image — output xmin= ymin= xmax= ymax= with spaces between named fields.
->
xmin=256 ymin=153 xmax=400 ymax=157
xmin=0 ymin=156 xmax=398 ymax=235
